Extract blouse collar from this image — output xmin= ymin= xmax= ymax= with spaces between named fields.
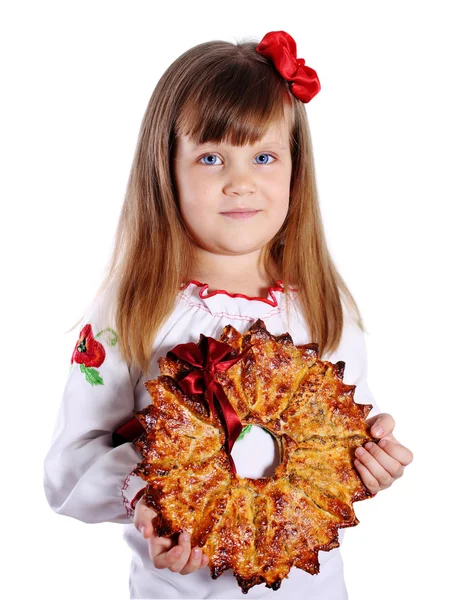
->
xmin=179 ymin=279 xmax=294 ymax=318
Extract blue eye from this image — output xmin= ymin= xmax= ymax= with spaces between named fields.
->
xmin=199 ymin=153 xmax=275 ymax=165
xmin=255 ymin=153 xmax=274 ymax=165
xmin=200 ymin=154 xmax=222 ymax=165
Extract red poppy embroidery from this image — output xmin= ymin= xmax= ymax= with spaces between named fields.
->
xmin=71 ymin=324 xmax=118 ymax=386
xmin=72 ymin=324 xmax=106 ymax=367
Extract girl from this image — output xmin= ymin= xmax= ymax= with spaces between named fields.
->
xmin=43 ymin=30 xmax=413 ymax=599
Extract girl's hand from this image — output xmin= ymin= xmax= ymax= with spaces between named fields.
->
xmin=133 ymin=495 xmax=209 ymax=574
xmin=354 ymin=413 xmax=414 ymax=495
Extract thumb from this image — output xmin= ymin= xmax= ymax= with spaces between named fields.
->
xmin=140 ymin=511 xmax=159 ymax=539
xmin=366 ymin=412 xmax=395 ymax=439
xmin=134 ymin=497 xmax=158 ymax=538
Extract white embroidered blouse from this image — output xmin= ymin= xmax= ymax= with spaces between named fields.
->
xmin=43 ymin=280 xmax=381 ymax=599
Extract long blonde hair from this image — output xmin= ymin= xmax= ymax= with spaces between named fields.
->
xmin=90 ymin=37 xmax=364 ymax=373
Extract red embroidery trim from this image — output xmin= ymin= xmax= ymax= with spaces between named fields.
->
xmin=131 ymin=487 xmax=146 ymax=510
xmin=178 ymin=293 xmax=284 ymax=322
xmin=122 ymin=468 xmax=136 ymax=518
xmin=181 ymin=279 xmax=286 ymax=307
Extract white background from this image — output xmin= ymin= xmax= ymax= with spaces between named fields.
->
xmin=1 ymin=1 xmax=457 ymax=599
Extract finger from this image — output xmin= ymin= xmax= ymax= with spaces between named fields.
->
xmin=200 ymin=553 xmax=209 ymax=569
xmin=180 ymin=546 xmax=209 ymax=575
xmin=354 ymin=444 xmax=394 ymax=490
xmin=362 ymin=441 xmax=405 ymax=479
xmin=134 ymin=501 xmax=157 ymax=539
xmin=379 ymin=438 xmax=414 ymax=466
xmin=367 ymin=413 xmax=395 ymax=439
xmin=146 ymin=530 xmax=174 ymax=564
xmin=154 ymin=532 xmax=192 ymax=572
xmin=354 ymin=458 xmax=380 ymax=495
xmin=150 ymin=539 xmax=183 ymax=569
xmin=145 ymin=515 xmax=175 ymax=562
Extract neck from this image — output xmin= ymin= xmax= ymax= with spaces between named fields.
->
xmin=188 ymin=248 xmax=280 ymax=297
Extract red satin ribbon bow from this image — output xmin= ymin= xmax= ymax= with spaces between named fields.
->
xmin=256 ymin=30 xmax=321 ymax=103
xmin=167 ymin=336 xmax=244 ymax=474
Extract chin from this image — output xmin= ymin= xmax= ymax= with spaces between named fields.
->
xmin=213 ymin=240 xmax=269 ymax=256
xmin=193 ymin=232 xmax=275 ymax=257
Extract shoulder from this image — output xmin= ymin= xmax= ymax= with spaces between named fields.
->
xmin=323 ymin=310 xmax=370 ymax=388
xmin=69 ymin=279 xmax=140 ymax=385
xmin=71 ymin=281 xmax=119 ymax=367
xmin=81 ymin=280 xmax=119 ymax=330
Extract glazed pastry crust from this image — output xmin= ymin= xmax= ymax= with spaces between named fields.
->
xmin=133 ymin=320 xmax=375 ymax=593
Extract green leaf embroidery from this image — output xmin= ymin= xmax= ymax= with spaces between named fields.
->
xmin=95 ymin=327 xmax=118 ymax=347
xmin=236 ymin=425 xmax=272 ymax=442
xmin=237 ymin=425 xmax=252 ymax=441
xmin=80 ymin=364 xmax=104 ymax=386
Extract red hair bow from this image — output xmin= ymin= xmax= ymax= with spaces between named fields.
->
xmin=256 ymin=30 xmax=320 ymax=103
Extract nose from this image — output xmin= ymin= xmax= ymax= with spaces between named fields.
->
xmin=222 ymin=161 xmax=256 ymax=196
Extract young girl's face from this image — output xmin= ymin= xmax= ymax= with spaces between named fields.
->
xmin=173 ymin=118 xmax=292 ymax=261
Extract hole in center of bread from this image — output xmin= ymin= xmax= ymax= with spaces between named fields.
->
xmin=231 ymin=425 xmax=281 ymax=478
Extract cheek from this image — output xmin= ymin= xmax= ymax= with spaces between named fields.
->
xmin=270 ymin=185 xmax=290 ymax=217
xmin=179 ymin=204 xmax=203 ymax=236
xmin=269 ymin=192 xmax=290 ymax=234
xmin=178 ymin=173 xmax=213 ymax=210
xmin=265 ymin=170 xmax=291 ymax=201
xmin=273 ymin=203 xmax=290 ymax=234
xmin=180 ymin=194 xmax=210 ymax=220
xmin=178 ymin=193 xmax=215 ymax=244
xmin=177 ymin=186 xmax=201 ymax=222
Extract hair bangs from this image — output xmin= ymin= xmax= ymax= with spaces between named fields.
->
xmin=175 ymin=59 xmax=293 ymax=147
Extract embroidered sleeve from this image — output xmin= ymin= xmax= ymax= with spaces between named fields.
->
xmin=333 ymin=318 xmax=382 ymax=418
xmin=322 ymin=318 xmax=381 ymax=546
xmin=43 ymin=293 xmax=145 ymax=524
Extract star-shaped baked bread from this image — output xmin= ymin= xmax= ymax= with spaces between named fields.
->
xmin=133 ymin=320 xmax=375 ymax=593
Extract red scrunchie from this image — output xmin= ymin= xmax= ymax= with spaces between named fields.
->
xmin=256 ymin=30 xmax=321 ymax=103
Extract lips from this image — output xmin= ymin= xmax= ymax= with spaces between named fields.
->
xmin=220 ymin=208 xmax=259 ymax=213
xmin=220 ymin=209 xmax=261 ymax=219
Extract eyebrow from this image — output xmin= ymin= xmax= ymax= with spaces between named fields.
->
xmin=189 ymin=141 xmax=287 ymax=150
xmin=260 ymin=143 xmax=287 ymax=149
xmin=189 ymin=142 xmax=214 ymax=149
